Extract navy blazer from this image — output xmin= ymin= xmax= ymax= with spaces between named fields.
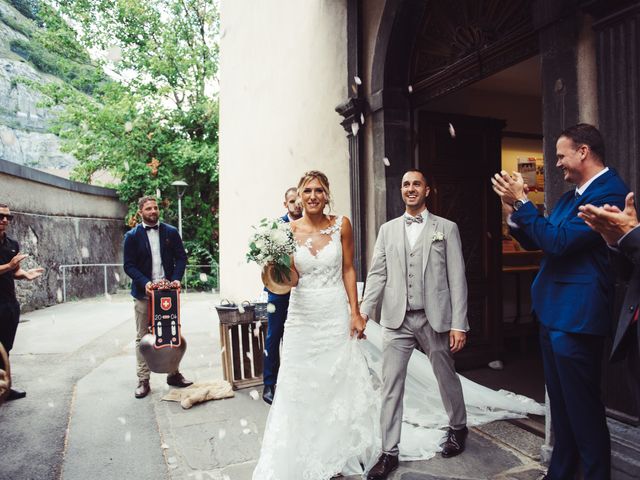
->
xmin=123 ymin=223 xmax=187 ymax=300
xmin=611 ymin=226 xmax=640 ymax=360
xmin=510 ymin=168 xmax=628 ymax=336
xmin=266 ymin=213 xmax=292 ymax=301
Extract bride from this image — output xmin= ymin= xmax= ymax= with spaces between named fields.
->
xmin=253 ymin=170 xmax=378 ymax=479
xmin=252 ymin=170 xmax=544 ymax=479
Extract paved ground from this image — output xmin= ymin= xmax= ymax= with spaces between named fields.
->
xmin=0 ymin=293 xmax=547 ymax=480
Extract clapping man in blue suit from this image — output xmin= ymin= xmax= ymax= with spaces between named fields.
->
xmin=491 ymin=124 xmax=628 ymax=480
xmin=262 ymin=187 xmax=302 ymax=404
xmin=124 ymin=195 xmax=192 ymax=399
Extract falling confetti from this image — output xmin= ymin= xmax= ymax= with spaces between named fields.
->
xmin=448 ymin=122 xmax=456 ymax=138
xmin=360 ymin=113 xmax=365 ymax=125
xmin=0 ymin=129 xmax=17 ymax=146
xmin=407 ymin=85 xmax=413 ymax=93
xmin=106 ymin=45 xmax=122 ymax=62
xmin=218 ymin=428 xmax=226 ymax=439
xmin=488 ymin=360 xmax=504 ymax=370
xmin=117 ymin=417 xmax=126 ymax=425
xmin=354 ymin=75 xmax=362 ymax=85
xmin=124 ymin=121 xmax=133 ymax=133
xmin=81 ymin=247 xmax=89 ymax=258
xmin=266 ymin=303 xmax=276 ymax=314
xmin=114 ymin=272 xmax=120 ymax=282
xmin=199 ymin=273 xmax=208 ymax=282
xmin=238 ymin=305 xmax=245 ymax=314
xmin=249 ymin=390 xmax=260 ymax=400
xmin=264 ymin=349 xmax=269 ymax=357
xmin=351 ymin=122 xmax=360 ymax=137
xmin=125 ymin=432 xmax=132 ymax=442
xmin=383 ymin=157 xmax=391 ymax=167
xmin=242 ymin=428 xmax=251 ymax=435
xmin=246 ymin=352 xmax=252 ymax=360
xmin=240 ymin=418 xmax=248 ymax=427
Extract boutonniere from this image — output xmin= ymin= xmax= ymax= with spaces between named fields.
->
xmin=432 ymin=231 xmax=445 ymax=242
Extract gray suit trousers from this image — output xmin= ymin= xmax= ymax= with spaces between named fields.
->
xmin=381 ymin=310 xmax=467 ymax=455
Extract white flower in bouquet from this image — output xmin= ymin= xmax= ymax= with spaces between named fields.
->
xmin=246 ymin=217 xmax=297 ymax=283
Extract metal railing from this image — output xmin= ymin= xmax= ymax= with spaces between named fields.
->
xmin=58 ymin=263 xmax=219 ymax=302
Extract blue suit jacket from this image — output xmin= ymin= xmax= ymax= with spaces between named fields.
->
xmin=266 ymin=213 xmax=291 ymax=302
xmin=123 ymin=223 xmax=188 ymax=300
xmin=510 ymin=169 xmax=628 ymax=336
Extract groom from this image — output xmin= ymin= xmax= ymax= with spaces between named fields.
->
xmin=361 ymin=169 xmax=469 ymax=480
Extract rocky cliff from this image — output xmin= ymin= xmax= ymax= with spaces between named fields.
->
xmin=0 ymin=0 xmax=76 ymax=173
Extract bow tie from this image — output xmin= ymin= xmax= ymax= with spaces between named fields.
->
xmin=404 ymin=214 xmax=424 ymax=226
xmin=144 ymin=224 xmax=159 ymax=231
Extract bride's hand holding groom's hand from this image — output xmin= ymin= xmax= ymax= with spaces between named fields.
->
xmin=350 ymin=312 xmax=367 ymax=339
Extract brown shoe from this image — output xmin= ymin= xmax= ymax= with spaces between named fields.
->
xmin=441 ymin=426 xmax=468 ymax=458
xmin=135 ymin=379 xmax=150 ymax=398
xmin=366 ymin=453 xmax=399 ymax=480
xmin=166 ymin=372 xmax=193 ymax=388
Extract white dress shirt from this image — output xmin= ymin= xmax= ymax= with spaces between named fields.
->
xmin=405 ymin=209 xmax=428 ymax=249
xmin=143 ymin=222 xmax=165 ymax=281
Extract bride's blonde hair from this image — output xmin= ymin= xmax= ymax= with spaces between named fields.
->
xmin=297 ymin=170 xmax=332 ymax=212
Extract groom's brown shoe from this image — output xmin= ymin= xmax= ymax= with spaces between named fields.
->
xmin=441 ymin=426 xmax=468 ymax=457
xmin=366 ymin=453 xmax=398 ymax=480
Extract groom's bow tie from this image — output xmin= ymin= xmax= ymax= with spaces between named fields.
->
xmin=144 ymin=224 xmax=159 ymax=231
xmin=404 ymin=214 xmax=424 ymax=226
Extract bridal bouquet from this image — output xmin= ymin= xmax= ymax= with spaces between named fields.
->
xmin=246 ymin=217 xmax=297 ymax=285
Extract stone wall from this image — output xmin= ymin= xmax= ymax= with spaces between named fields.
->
xmin=0 ymin=159 xmax=127 ymax=311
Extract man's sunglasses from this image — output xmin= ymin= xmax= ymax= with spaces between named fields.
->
xmin=0 ymin=214 xmax=14 ymax=221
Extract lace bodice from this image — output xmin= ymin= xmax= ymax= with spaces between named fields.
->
xmin=293 ymin=215 xmax=344 ymax=290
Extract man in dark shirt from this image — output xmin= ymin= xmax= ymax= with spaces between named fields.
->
xmin=0 ymin=203 xmax=44 ymax=400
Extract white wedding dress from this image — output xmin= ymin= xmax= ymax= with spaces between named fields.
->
xmin=252 ymin=216 xmax=544 ymax=480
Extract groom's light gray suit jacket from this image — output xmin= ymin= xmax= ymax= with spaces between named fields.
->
xmin=360 ymin=213 xmax=469 ymax=333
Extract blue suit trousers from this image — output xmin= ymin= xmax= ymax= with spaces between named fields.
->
xmin=539 ymin=324 xmax=610 ymax=480
xmin=263 ymin=295 xmax=289 ymax=386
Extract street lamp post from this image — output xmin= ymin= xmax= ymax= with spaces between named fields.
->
xmin=171 ymin=180 xmax=188 ymax=237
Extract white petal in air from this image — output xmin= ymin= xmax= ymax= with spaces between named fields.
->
xmin=249 ymin=389 xmax=260 ymax=400
xmin=448 ymin=123 xmax=456 ymax=138
xmin=117 ymin=416 xmax=126 ymax=425
xmin=242 ymin=428 xmax=251 ymax=435
xmin=238 ymin=305 xmax=245 ymax=314
xmin=266 ymin=303 xmax=276 ymax=313
xmin=114 ymin=272 xmax=120 ymax=282
xmin=354 ymin=75 xmax=362 ymax=85
xmin=81 ymin=246 xmax=89 ymax=258
xmin=218 ymin=428 xmax=226 ymax=439
xmin=360 ymin=113 xmax=365 ymax=125
xmin=199 ymin=273 xmax=208 ymax=282
xmin=240 ymin=418 xmax=248 ymax=427
xmin=56 ymin=288 xmax=63 ymax=303
xmin=383 ymin=157 xmax=391 ymax=167
xmin=407 ymin=85 xmax=413 ymax=93
xmin=106 ymin=45 xmax=122 ymax=62
xmin=351 ymin=122 xmax=360 ymax=136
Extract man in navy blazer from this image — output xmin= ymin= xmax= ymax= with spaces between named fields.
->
xmin=579 ymin=192 xmax=640 ymax=420
xmin=124 ymin=195 xmax=191 ymax=398
xmin=262 ymin=187 xmax=302 ymax=405
xmin=492 ymin=124 xmax=628 ymax=480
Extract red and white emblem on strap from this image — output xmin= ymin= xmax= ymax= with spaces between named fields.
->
xmin=160 ymin=297 xmax=172 ymax=311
